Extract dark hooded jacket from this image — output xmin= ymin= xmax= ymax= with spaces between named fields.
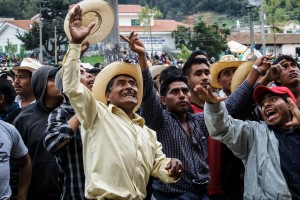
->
xmin=12 ymin=66 xmax=62 ymax=200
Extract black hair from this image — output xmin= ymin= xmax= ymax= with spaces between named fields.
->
xmin=0 ymin=79 xmax=16 ymax=104
xmin=272 ymin=55 xmax=298 ymax=86
xmin=160 ymin=75 xmax=188 ymax=97
xmin=159 ymin=66 xmax=182 ymax=84
xmin=272 ymin=55 xmax=297 ymax=66
xmin=182 ymin=58 xmax=210 ymax=76
xmin=189 ymin=49 xmax=208 ymax=60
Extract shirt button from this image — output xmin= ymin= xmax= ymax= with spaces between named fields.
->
xmin=291 ymin=160 xmax=295 ymax=164
xmin=288 ymin=146 xmax=292 ymax=150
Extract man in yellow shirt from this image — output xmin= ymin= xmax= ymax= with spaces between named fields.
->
xmin=61 ymin=5 xmax=182 ymax=200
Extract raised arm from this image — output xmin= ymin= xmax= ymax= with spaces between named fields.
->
xmin=195 ymin=85 xmax=254 ymax=159
xmin=62 ymin=5 xmax=99 ymax=129
xmin=120 ymin=32 xmax=165 ymax=130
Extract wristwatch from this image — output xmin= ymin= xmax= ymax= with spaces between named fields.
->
xmin=252 ymin=65 xmax=265 ymax=75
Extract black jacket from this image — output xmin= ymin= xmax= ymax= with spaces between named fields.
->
xmin=12 ymin=66 xmax=62 ymax=200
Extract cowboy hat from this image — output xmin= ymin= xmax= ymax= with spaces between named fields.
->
xmin=92 ymin=62 xmax=143 ymax=112
xmin=149 ymin=65 xmax=169 ymax=80
xmin=230 ymin=61 xmax=254 ymax=93
xmin=12 ymin=58 xmax=42 ymax=74
xmin=210 ymin=55 xmax=244 ymax=89
xmin=64 ymin=0 xmax=114 ymax=44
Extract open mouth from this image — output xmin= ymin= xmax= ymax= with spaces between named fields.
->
xmin=265 ymin=108 xmax=278 ymax=122
xmin=289 ymin=72 xmax=299 ymax=78
xmin=122 ymin=93 xmax=135 ymax=98
xmin=88 ymin=80 xmax=94 ymax=85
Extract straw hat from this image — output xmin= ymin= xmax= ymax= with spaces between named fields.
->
xmin=149 ymin=65 xmax=169 ymax=79
xmin=92 ymin=62 xmax=143 ymax=112
xmin=210 ymin=55 xmax=244 ymax=89
xmin=64 ymin=0 xmax=114 ymax=44
xmin=12 ymin=58 xmax=42 ymax=74
xmin=230 ymin=61 xmax=254 ymax=92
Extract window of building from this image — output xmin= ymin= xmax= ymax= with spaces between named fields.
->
xmin=131 ymin=19 xmax=140 ymax=26
xmin=268 ymin=49 xmax=274 ymax=53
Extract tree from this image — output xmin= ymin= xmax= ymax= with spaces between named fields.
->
xmin=16 ymin=0 xmax=69 ymax=61
xmin=139 ymin=5 xmax=162 ymax=57
xmin=173 ymin=19 xmax=230 ymax=58
xmin=172 ymin=25 xmax=191 ymax=49
xmin=179 ymin=44 xmax=191 ymax=62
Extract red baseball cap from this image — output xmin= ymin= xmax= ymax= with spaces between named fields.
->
xmin=253 ymin=85 xmax=296 ymax=104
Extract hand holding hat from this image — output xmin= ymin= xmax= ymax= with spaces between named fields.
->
xmin=69 ymin=5 xmax=96 ymax=44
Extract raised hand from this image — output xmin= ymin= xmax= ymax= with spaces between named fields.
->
xmin=284 ymin=98 xmax=300 ymax=127
xmin=263 ymin=59 xmax=285 ymax=83
xmin=165 ymin=158 xmax=182 ymax=181
xmin=69 ymin=5 xmax=96 ymax=44
xmin=120 ymin=31 xmax=146 ymax=56
xmin=254 ymin=54 xmax=273 ymax=74
xmin=194 ymin=85 xmax=227 ymax=104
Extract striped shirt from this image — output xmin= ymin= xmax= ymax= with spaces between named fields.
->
xmin=141 ymin=69 xmax=253 ymax=194
xmin=44 ymin=100 xmax=85 ymax=200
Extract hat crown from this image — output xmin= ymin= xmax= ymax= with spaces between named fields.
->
xmin=219 ymin=55 xmax=239 ymax=62
xmin=12 ymin=58 xmax=42 ymax=73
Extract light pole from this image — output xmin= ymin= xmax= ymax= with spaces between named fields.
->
xmin=247 ymin=5 xmax=255 ymax=54
xmin=39 ymin=0 xmax=43 ymax=63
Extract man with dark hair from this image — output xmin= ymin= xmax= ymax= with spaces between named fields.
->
xmin=182 ymin=58 xmax=211 ymax=112
xmin=60 ymin=5 xmax=182 ymax=199
xmin=120 ymin=31 xmax=263 ymax=199
xmin=199 ymin=84 xmax=300 ymax=199
xmin=0 ymin=79 xmax=21 ymax=123
xmin=270 ymin=55 xmax=300 ymax=108
xmin=12 ymin=66 xmax=63 ymax=200
xmin=189 ymin=50 xmax=209 ymax=61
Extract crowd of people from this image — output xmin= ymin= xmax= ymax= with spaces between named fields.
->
xmin=1 ymin=3 xmax=300 ymax=200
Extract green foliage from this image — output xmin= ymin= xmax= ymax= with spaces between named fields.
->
xmin=81 ymin=55 xmax=104 ymax=65
xmin=139 ymin=5 xmax=162 ymax=32
xmin=179 ymin=44 xmax=191 ymax=62
xmin=173 ymin=20 xmax=230 ymax=58
xmin=4 ymin=39 xmax=17 ymax=55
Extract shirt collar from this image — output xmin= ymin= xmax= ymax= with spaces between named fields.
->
xmin=108 ymin=104 xmax=145 ymax=127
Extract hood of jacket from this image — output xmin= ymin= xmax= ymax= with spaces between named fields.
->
xmin=31 ymin=65 xmax=61 ymax=111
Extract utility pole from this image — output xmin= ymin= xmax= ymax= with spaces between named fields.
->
xmin=39 ymin=0 xmax=43 ymax=63
xmin=247 ymin=5 xmax=255 ymax=54
xmin=54 ymin=19 xmax=57 ymax=64
xmin=260 ymin=3 xmax=266 ymax=55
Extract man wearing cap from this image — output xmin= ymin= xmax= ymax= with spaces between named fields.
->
xmin=12 ymin=66 xmax=63 ymax=200
xmin=61 ymin=5 xmax=182 ymax=200
xmin=12 ymin=58 xmax=41 ymax=108
xmin=197 ymin=85 xmax=300 ymax=199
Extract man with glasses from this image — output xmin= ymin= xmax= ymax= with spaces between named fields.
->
xmin=12 ymin=58 xmax=41 ymax=108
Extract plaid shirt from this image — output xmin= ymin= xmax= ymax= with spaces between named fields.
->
xmin=141 ymin=69 xmax=253 ymax=194
xmin=44 ymin=100 xmax=85 ymax=200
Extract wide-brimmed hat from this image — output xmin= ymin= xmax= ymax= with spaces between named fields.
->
xmin=230 ymin=61 xmax=254 ymax=92
xmin=12 ymin=58 xmax=42 ymax=74
xmin=92 ymin=62 xmax=143 ymax=112
xmin=149 ymin=65 xmax=169 ymax=80
xmin=253 ymin=85 xmax=296 ymax=104
xmin=210 ymin=55 xmax=244 ymax=89
xmin=64 ymin=0 xmax=114 ymax=44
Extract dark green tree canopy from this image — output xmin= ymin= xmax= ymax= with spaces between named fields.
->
xmin=173 ymin=20 xmax=230 ymax=58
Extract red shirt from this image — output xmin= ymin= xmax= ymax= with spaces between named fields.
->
xmin=191 ymin=103 xmax=224 ymax=195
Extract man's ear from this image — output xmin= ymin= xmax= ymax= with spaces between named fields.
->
xmin=160 ymin=96 xmax=167 ymax=106
xmin=105 ymin=92 xmax=110 ymax=102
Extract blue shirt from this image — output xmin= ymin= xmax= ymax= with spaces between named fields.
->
xmin=272 ymin=126 xmax=300 ymax=199
xmin=141 ymin=69 xmax=254 ymax=193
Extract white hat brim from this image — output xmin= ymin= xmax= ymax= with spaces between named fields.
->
xmin=64 ymin=0 xmax=114 ymax=44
